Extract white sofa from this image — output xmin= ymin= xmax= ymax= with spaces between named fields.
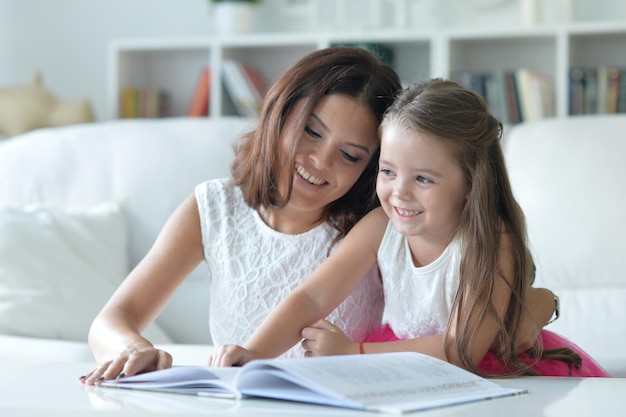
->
xmin=0 ymin=115 xmax=624 ymax=377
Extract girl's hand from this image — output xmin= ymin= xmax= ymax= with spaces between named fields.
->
xmin=301 ymin=319 xmax=358 ymax=356
xmin=512 ymin=287 xmax=557 ymax=353
xmin=208 ymin=345 xmax=256 ymax=367
xmin=80 ymin=341 xmax=172 ymax=385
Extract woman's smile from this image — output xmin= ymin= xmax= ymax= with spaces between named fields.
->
xmin=295 ymin=163 xmax=327 ymax=186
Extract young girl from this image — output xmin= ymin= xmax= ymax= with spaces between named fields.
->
xmin=210 ymin=79 xmax=608 ymax=377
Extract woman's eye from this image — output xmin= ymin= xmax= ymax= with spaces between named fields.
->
xmin=417 ymin=175 xmax=432 ymax=184
xmin=304 ymin=125 xmax=321 ymax=138
xmin=341 ymin=150 xmax=360 ymax=163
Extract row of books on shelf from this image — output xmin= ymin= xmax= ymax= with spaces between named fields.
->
xmin=453 ymin=69 xmax=555 ymax=125
xmin=123 ymin=43 xmax=392 ymax=120
xmin=119 ymin=60 xmax=268 ymax=119
xmin=569 ymin=66 xmax=626 ymax=115
xmin=187 ymin=60 xmax=269 ymax=118
xmin=120 ymin=88 xmax=170 ymax=118
xmin=211 ymin=42 xmax=392 ymax=118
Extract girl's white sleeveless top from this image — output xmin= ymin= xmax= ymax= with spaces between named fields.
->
xmin=378 ymin=221 xmax=461 ymax=339
xmin=195 ymin=178 xmax=384 ymax=358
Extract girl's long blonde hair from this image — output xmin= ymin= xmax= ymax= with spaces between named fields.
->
xmin=381 ymin=78 xmax=580 ymax=376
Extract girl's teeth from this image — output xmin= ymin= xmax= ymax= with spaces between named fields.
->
xmin=398 ymin=208 xmax=419 ymax=216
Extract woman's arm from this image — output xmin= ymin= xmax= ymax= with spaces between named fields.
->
xmin=84 ymin=193 xmax=205 ymax=383
xmin=209 ymin=208 xmax=389 ymax=367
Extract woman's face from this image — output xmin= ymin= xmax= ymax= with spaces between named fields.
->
xmin=282 ymin=94 xmax=379 ymax=217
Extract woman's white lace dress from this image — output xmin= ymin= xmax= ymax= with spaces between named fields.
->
xmin=195 ymin=178 xmax=384 ymax=358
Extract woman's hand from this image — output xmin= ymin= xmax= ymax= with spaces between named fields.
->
xmin=208 ymin=345 xmax=256 ymax=367
xmin=301 ymin=319 xmax=358 ymax=356
xmin=80 ymin=340 xmax=172 ymax=385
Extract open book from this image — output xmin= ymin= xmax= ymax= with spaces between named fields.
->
xmin=101 ymin=352 xmax=525 ymax=414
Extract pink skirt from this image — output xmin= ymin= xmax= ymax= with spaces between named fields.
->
xmin=364 ymin=325 xmax=609 ymax=377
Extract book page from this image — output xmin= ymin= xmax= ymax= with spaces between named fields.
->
xmin=101 ymin=366 xmax=241 ymax=398
xmin=237 ymin=352 xmax=524 ymax=413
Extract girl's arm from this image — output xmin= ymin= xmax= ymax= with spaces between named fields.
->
xmin=209 ymin=208 xmax=389 ymax=367
xmin=85 ymin=193 xmax=205 ymax=382
xmin=512 ymin=286 xmax=556 ymax=352
xmin=316 ymin=231 xmax=518 ymax=370
xmin=303 ymin=285 xmax=555 ymax=357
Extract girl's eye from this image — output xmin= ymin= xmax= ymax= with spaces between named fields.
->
xmin=379 ymin=168 xmax=393 ymax=176
xmin=417 ymin=175 xmax=432 ymax=184
xmin=304 ymin=125 xmax=321 ymax=138
xmin=341 ymin=150 xmax=360 ymax=163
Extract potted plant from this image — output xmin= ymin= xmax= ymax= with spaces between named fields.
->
xmin=209 ymin=0 xmax=261 ymax=35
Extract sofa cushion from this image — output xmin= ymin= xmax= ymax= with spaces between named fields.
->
xmin=0 ymin=201 xmax=171 ymax=343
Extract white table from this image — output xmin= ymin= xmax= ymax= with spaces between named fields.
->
xmin=0 ymin=362 xmax=624 ymax=416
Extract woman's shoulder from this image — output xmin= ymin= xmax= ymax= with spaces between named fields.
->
xmin=195 ymin=177 xmax=249 ymax=218
xmin=195 ymin=178 xmax=239 ymax=202
xmin=194 ymin=177 xmax=231 ymax=195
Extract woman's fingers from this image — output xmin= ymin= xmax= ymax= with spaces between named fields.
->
xmin=79 ymin=347 xmax=173 ymax=385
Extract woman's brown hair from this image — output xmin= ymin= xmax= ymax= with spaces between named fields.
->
xmin=381 ymin=78 xmax=581 ymax=377
xmin=231 ymin=47 xmax=401 ymax=244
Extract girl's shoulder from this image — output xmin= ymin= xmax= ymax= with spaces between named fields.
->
xmin=348 ymin=207 xmax=389 ymax=248
xmin=354 ymin=207 xmax=389 ymax=231
xmin=362 ymin=206 xmax=388 ymax=223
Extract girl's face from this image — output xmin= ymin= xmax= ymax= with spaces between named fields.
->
xmin=376 ymin=124 xmax=469 ymax=247
xmin=282 ymin=94 xmax=378 ymax=218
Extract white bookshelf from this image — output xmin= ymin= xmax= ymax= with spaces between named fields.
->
xmin=107 ymin=22 xmax=626 ymax=120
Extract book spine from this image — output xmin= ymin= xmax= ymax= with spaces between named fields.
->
xmin=606 ymin=66 xmax=620 ymax=114
xmin=504 ymin=71 xmax=521 ymax=124
xmin=515 ymin=68 xmax=534 ymax=122
xmin=596 ymin=66 xmax=608 ymax=114
xmin=188 ymin=67 xmax=211 ymax=117
xmin=569 ymin=67 xmax=585 ymax=116
xmin=617 ymin=68 xmax=626 ymax=114
xmin=222 ymin=59 xmax=258 ymax=118
xmin=237 ymin=62 xmax=268 ymax=116
xmin=484 ymin=72 xmax=509 ymax=124
xmin=583 ymin=67 xmax=597 ymax=114
xmin=536 ymin=72 xmax=556 ymax=118
xmin=120 ymin=88 xmax=138 ymax=118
